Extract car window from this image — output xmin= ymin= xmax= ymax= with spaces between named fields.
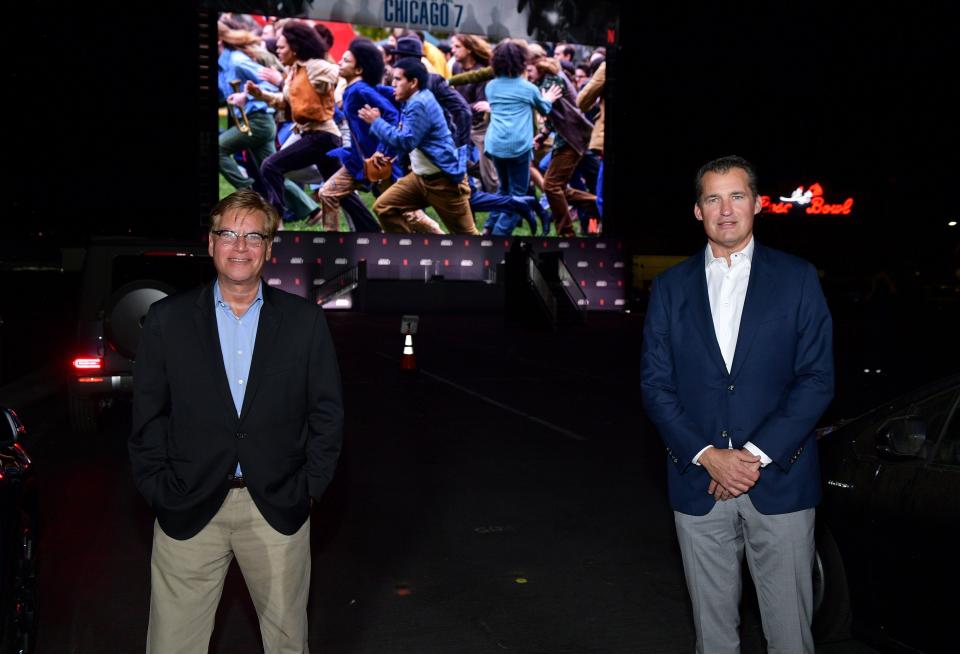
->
xmin=112 ymin=254 xmax=213 ymax=292
xmin=901 ymin=389 xmax=959 ymax=461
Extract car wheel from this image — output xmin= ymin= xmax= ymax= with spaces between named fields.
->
xmin=68 ymin=390 xmax=99 ymax=435
xmin=812 ymin=524 xmax=852 ymax=643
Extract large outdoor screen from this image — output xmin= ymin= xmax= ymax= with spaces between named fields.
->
xmin=214 ymin=2 xmax=610 ymax=237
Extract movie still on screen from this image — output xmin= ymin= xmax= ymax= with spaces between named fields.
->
xmin=215 ymin=7 xmax=609 ymax=239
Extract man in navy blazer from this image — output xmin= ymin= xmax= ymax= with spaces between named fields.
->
xmin=641 ymin=156 xmax=833 ymax=653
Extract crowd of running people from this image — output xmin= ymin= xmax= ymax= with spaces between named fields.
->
xmin=218 ymin=15 xmax=606 ymax=236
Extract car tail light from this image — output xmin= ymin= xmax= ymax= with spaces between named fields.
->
xmin=72 ymin=357 xmax=103 ymax=370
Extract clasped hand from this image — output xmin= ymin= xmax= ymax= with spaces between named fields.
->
xmin=700 ymin=447 xmax=761 ymax=501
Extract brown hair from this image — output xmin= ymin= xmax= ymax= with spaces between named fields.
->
xmin=694 ymin=156 xmax=760 ymax=201
xmin=218 ymin=22 xmax=263 ymax=61
xmin=491 ymin=39 xmax=528 ymax=78
xmin=210 ymin=189 xmax=280 ymax=237
xmin=452 ymin=33 xmax=492 ymax=64
xmin=531 ymin=51 xmax=560 ymax=76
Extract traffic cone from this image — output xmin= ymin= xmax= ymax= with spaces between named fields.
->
xmin=400 ymin=334 xmax=417 ymax=371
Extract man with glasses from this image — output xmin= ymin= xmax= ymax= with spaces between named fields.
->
xmin=130 ymin=189 xmax=344 ymax=653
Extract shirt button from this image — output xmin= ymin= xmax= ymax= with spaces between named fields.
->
xmin=728 ymin=384 xmax=735 ymax=391
xmin=238 ymin=379 xmax=244 ymax=385
xmin=236 ymin=432 xmax=246 ymax=439
xmin=237 ymin=350 xmax=243 ymax=355
xmin=721 ymin=430 xmax=728 ymax=438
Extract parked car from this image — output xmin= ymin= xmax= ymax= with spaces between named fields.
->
xmin=0 ymin=407 xmax=37 ymax=653
xmin=813 ymin=374 xmax=959 ymax=651
xmin=69 ymin=239 xmax=212 ymax=434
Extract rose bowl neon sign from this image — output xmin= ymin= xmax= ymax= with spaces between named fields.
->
xmin=761 ymin=182 xmax=854 ymax=216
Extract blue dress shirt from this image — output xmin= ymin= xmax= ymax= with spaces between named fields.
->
xmin=484 ymin=76 xmax=554 ymax=158
xmin=214 ymin=280 xmax=264 ymax=476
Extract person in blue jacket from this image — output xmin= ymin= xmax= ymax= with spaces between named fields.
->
xmin=217 ymin=25 xmax=280 ymax=191
xmin=360 ymin=59 xmax=477 ymax=234
xmin=641 ymin=156 xmax=834 ymax=654
xmin=319 ymin=38 xmax=400 ymax=230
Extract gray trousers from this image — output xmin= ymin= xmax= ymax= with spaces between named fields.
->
xmin=674 ymin=495 xmax=815 ymax=654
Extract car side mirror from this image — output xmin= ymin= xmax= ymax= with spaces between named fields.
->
xmin=876 ymin=415 xmax=926 ymax=458
xmin=1 ymin=406 xmax=26 ymax=446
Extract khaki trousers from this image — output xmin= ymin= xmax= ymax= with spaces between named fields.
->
xmin=373 ymin=172 xmax=478 ymax=234
xmin=316 ymin=165 xmax=362 ymax=229
xmin=147 ymin=489 xmax=311 ymax=654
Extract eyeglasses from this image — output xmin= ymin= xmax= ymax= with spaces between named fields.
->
xmin=211 ymin=229 xmax=269 ymax=247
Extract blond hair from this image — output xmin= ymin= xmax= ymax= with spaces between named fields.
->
xmin=210 ymin=189 xmax=280 ymax=237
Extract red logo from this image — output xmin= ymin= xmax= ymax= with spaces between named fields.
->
xmin=761 ymin=182 xmax=854 ymax=216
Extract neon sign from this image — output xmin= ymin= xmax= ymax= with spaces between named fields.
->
xmin=761 ymin=183 xmax=854 ymax=216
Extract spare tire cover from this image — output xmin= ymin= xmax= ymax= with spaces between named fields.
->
xmin=105 ymin=280 xmax=176 ymax=359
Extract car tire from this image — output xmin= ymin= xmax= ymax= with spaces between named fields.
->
xmin=812 ymin=524 xmax=852 ymax=643
xmin=68 ymin=390 xmax=99 ymax=436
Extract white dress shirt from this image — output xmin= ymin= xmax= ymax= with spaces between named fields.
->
xmin=693 ymin=237 xmax=772 ymax=467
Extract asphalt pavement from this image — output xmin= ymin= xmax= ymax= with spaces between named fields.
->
xmin=7 ymin=312 xmax=876 ymax=653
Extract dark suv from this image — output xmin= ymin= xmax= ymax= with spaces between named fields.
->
xmin=0 ymin=407 xmax=36 ymax=654
xmin=69 ymin=240 xmax=212 ymax=434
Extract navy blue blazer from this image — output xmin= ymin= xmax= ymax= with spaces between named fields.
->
xmin=641 ymin=243 xmax=834 ymax=516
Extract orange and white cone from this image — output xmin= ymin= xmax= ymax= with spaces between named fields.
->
xmin=400 ymin=334 xmax=417 ymax=371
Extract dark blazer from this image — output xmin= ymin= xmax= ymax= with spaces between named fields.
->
xmin=427 ymin=73 xmax=473 ymax=148
xmin=129 ymin=281 xmax=344 ymax=540
xmin=641 ymin=243 xmax=834 ymax=516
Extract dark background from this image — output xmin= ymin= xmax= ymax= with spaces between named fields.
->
xmin=4 ymin=1 xmax=959 ymax=394
xmin=8 ymin=2 xmax=958 ymax=257
xmin=2 ymin=4 xmax=957 ymax=651
xmin=612 ymin=2 xmax=958 ymax=266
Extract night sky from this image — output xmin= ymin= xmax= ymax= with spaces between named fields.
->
xmin=614 ymin=2 xmax=957 ymax=264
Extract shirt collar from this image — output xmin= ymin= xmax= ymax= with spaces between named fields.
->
xmin=214 ymin=279 xmax=264 ymax=310
xmin=704 ymin=236 xmax=755 ymax=268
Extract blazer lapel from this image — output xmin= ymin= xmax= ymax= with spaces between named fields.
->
xmin=194 ymin=283 xmax=239 ymax=421
xmin=729 ymin=244 xmax=775 ymax=379
xmin=239 ymin=285 xmax=281 ymax=420
xmin=684 ymin=256 xmax=729 ymax=377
